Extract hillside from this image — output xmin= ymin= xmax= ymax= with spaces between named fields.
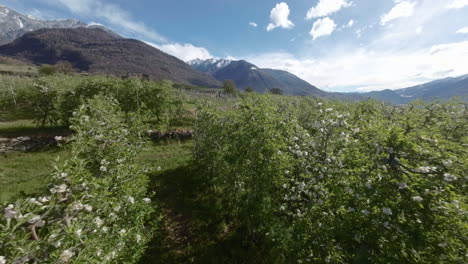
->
xmin=354 ymin=75 xmax=468 ymax=103
xmin=0 ymin=27 xmax=221 ymax=87
xmin=189 ymin=59 xmax=326 ymax=96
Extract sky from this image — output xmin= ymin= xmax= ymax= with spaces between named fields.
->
xmin=1 ymin=0 xmax=468 ymax=92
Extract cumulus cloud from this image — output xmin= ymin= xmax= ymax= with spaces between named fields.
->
xmin=306 ymin=0 xmax=352 ymax=19
xmin=380 ymin=1 xmax=416 ymax=25
xmin=266 ymin=2 xmax=294 ymax=32
xmin=247 ymin=41 xmax=468 ymax=92
xmin=447 ymin=0 xmax=468 ymax=9
xmin=310 ymin=17 xmax=336 ymax=40
xmin=144 ymin=41 xmax=213 ymax=62
xmin=345 ymin=19 xmax=354 ymax=28
xmin=456 ymin=27 xmax=468 ymax=34
xmin=249 ymin=22 xmax=258 ymax=27
xmin=51 ymin=0 xmax=167 ymax=42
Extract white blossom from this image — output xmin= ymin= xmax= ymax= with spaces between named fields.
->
xmin=94 ymin=217 xmax=103 ymax=227
xmin=442 ymin=160 xmax=452 ymax=167
xmin=443 ymin=173 xmax=457 ymax=182
xmin=382 ymin=207 xmax=392 ymax=215
xmin=4 ymin=204 xmax=17 ymax=220
xmin=412 ymin=196 xmax=423 ymax=202
xmin=71 ymin=202 xmax=83 ymax=211
xmin=398 ymin=183 xmax=408 ymax=190
xmin=128 ymin=196 xmax=135 ymax=204
xmin=100 ymin=166 xmax=107 ymax=172
xmin=59 ymin=249 xmax=74 ymax=262
xmin=51 ymin=184 xmax=68 ymax=194
xmin=143 ymin=198 xmax=151 ymax=203
xmin=28 ymin=215 xmax=42 ymax=224
xmin=84 ymin=204 xmax=93 ymax=212
xmin=157 ymin=166 xmax=162 ymax=172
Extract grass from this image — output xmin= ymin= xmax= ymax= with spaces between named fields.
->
xmin=0 ymin=64 xmax=38 ymax=74
xmin=0 ymin=120 xmax=72 ymax=137
xmin=0 ymin=147 xmax=69 ymax=203
xmin=140 ymin=140 xmax=271 ymax=263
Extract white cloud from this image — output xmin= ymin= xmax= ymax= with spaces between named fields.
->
xmin=144 ymin=42 xmax=214 ymax=62
xmin=249 ymin=22 xmax=258 ymax=27
xmin=345 ymin=19 xmax=354 ymax=28
xmin=447 ymin=0 xmax=468 ymax=9
xmin=52 ymin=0 xmax=166 ymax=42
xmin=416 ymin=26 xmax=423 ymax=34
xmin=380 ymin=1 xmax=416 ymax=25
xmin=266 ymin=2 xmax=294 ymax=32
xmin=310 ymin=17 xmax=336 ymax=40
xmin=306 ymin=0 xmax=352 ymax=19
xmin=248 ymin=41 xmax=468 ymax=92
xmin=456 ymin=27 xmax=468 ymax=34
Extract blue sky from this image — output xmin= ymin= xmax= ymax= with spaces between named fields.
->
xmin=1 ymin=0 xmax=468 ymax=92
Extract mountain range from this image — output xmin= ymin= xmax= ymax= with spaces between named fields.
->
xmin=188 ymin=59 xmax=327 ymax=96
xmin=354 ymin=75 xmax=468 ymax=104
xmin=0 ymin=27 xmax=221 ymax=87
xmin=0 ymin=5 xmax=120 ymax=46
xmin=0 ymin=5 xmax=466 ymax=102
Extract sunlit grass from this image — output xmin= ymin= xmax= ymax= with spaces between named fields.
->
xmin=0 ymin=148 xmax=69 ymax=203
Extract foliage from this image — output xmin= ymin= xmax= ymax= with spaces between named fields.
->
xmin=55 ymin=61 xmax=74 ymax=74
xmin=223 ymin=80 xmax=237 ymax=94
xmin=195 ymin=94 xmax=467 ymax=263
xmin=0 ymin=76 xmax=184 ymax=127
xmin=269 ymin=88 xmax=283 ymax=95
xmin=38 ymin=65 xmax=57 ymax=76
xmin=245 ymin=86 xmax=254 ymax=93
xmin=0 ymin=96 xmax=155 ymax=263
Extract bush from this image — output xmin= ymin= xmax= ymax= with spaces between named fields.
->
xmin=223 ymin=80 xmax=237 ymax=94
xmin=194 ymin=95 xmax=467 ymax=263
xmin=38 ymin=65 xmax=57 ymax=76
xmin=0 ymin=95 xmax=155 ymax=263
xmin=1 ymin=76 xmax=184 ymax=127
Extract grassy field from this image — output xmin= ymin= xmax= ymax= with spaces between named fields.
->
xmin=0 ymin=148 xmax=68 ymax=203
xmin=0 ymin=64 xmax=38 ymax=74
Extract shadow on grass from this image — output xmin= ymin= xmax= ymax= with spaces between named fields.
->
xmin=140 ymin=164 xmax=272 ymax=264
xmin=0 ymin=125 xmax=72 ymax=138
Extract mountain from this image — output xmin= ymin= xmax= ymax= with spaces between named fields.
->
xmin=188 ymin=58 xmax=325 ymax=96
xmin=355 ymin=75 xmax=468 ymax=103
xmin=0 ymin=5 xmax=119 ymax=45
xmin=0 ymin=27 xmax=221 ymax=87
xmin=397 ymin=74 xmax=468 ymax=100
xmin=260 ymin=68 xmax=328 ymax=96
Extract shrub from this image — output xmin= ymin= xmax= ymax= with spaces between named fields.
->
xmin=194 ymin=95 xmax=467 ymax=263
xmin=223 ymin=80 xmax=237 ymax=94
xmin=0 ymin=95 xmax=155 ymax=263
xmin=38 ymin=65 xmax=57 ymax=76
